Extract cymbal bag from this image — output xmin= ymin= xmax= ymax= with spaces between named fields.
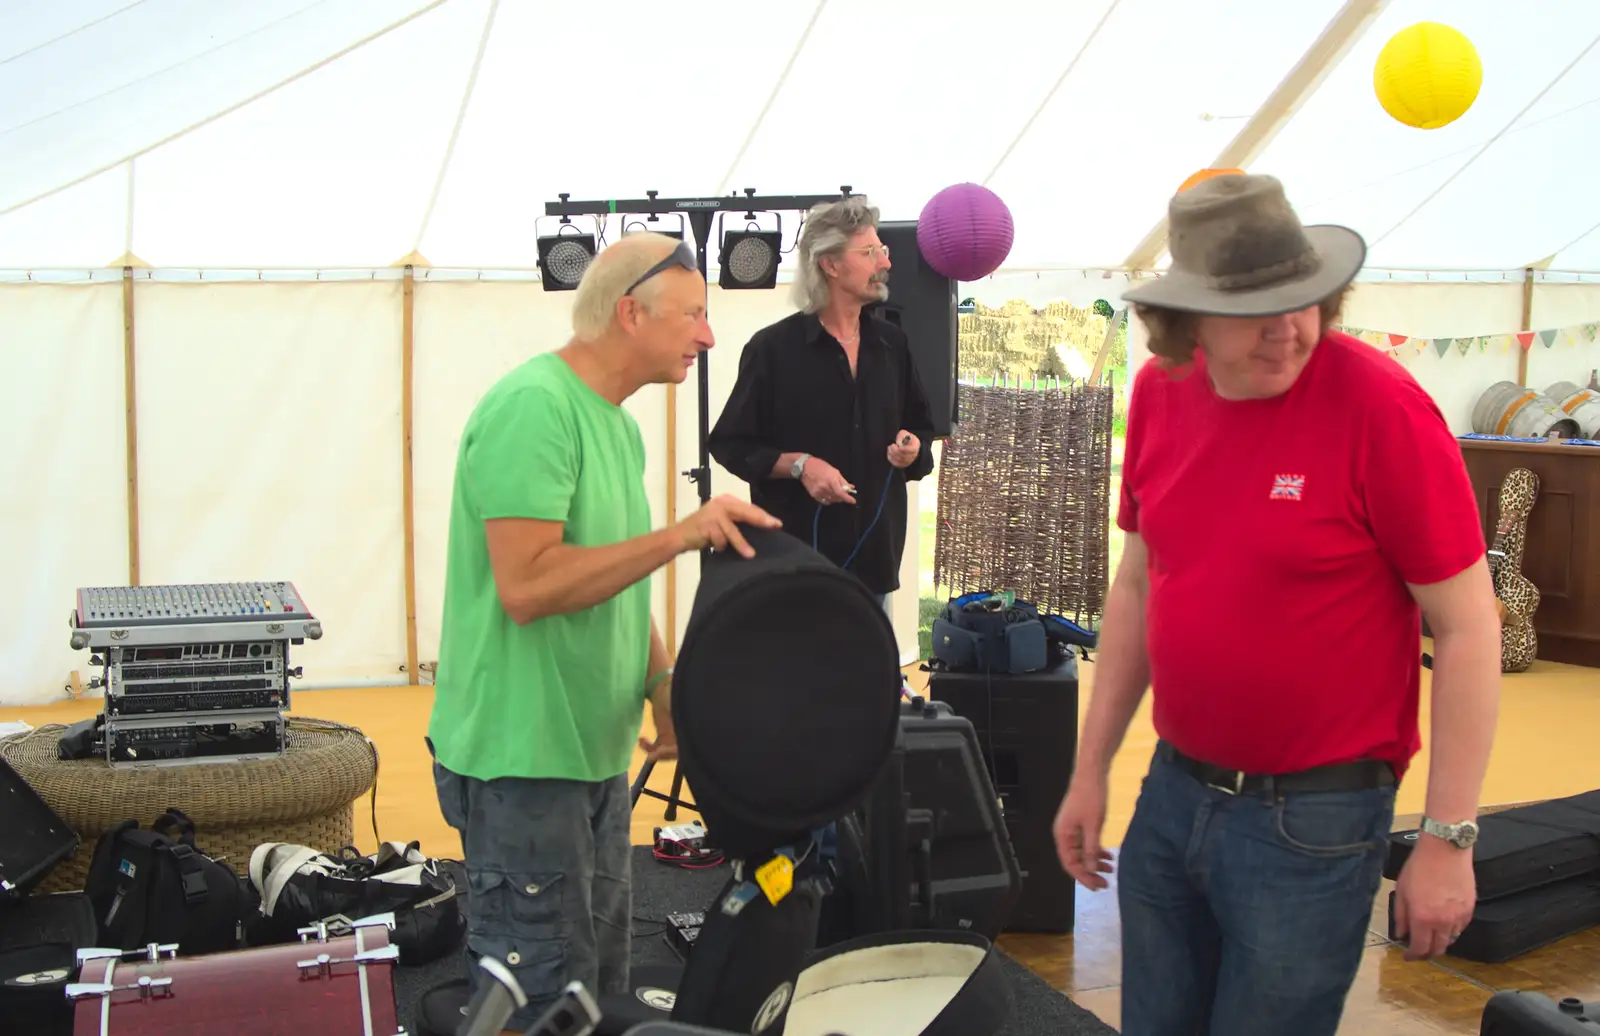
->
xmin=784 ymin=928 xmax=1013 ymax=1036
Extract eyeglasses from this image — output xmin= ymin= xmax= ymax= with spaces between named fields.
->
xmin=844 ymin=244 xmax=890 ymax=261
xmin=625 ymin=240 xmax=698 ymax=296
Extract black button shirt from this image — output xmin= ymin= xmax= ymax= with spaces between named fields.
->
xmin=708 ymin=310 xmax=937 ymax=595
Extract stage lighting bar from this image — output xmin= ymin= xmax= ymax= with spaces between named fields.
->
xmin=544 ymin=187 xmax=855 ymax=221
xmin=622 ymin=213 xmax=687 ymax=240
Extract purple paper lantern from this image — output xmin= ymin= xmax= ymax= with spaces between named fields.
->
xmin=916 ymin=183 xmax=1014 ymax=282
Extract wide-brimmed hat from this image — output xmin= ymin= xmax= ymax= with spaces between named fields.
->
xmin=1122 ymin=174 xmax=1366 ymax=317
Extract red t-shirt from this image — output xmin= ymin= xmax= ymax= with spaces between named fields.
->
xmin=1119 ymin=330 xmax=1486 ymax=778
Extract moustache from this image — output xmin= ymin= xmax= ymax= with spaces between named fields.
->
xmin=869 ymin=273 xmax=889 ymax=284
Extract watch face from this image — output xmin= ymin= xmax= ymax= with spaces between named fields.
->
xmin=1455 ymin=821 xmax=1479 ymax=848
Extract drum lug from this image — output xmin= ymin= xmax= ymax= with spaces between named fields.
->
xmin=295 ymin=943 xmax=401 ymax=978
xmin=352 ymin=911 xmax=397 ymax=932
xmin=76 ymin=943 xmax=178 ymax=964
xmin=297 ymin=920 xmax=332 ymax=943
xmin=66 ymin=974 xmax=175 ymax=1001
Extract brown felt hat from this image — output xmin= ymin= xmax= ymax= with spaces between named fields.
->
xmin=1123 ymin=173 xmax=1366 ymax=317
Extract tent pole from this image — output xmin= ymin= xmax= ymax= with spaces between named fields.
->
xmin=122 ymin=265 xmax=141 ymax=586
xmin=1517 ymin=268 xmax=1533 ymax=386
xmin=402 ymin=265 xmax=420 ymax=685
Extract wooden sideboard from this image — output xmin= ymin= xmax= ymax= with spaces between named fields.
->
xmin=1459 ymin=438 xmax=1600 ymax=668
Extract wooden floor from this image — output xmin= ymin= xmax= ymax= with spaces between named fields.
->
xmin=3 ymin=642 xmax=1597 ymax=1033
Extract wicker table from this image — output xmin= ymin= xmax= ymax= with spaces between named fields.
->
xmin=0 ymin=717 xmax=377 ymax=893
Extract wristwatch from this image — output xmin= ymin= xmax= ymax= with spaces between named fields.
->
xmin=790 ymin=454 xmax=810 ymax=479
xmin=1419 ymin=815 xmax=1480 ymax=849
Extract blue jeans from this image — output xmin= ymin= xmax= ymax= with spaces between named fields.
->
xmin=1118 ymin=742 xmax=1395 ymax=1036
xmin=432 ymin=755 xmax=631 ymax=1029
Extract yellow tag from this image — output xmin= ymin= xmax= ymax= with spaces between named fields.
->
xmin=754 ymin=854 xmax=794 ymax=905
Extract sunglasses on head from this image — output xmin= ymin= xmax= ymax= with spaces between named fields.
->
xmin=625 ymin=240 xmax=698 ymax=296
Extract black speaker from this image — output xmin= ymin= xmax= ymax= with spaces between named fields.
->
xmin=872 ymin=220 xmax=959 ymax=439
xmin=928 ymin=654 xmax=1081 ymax=933
xmin=820 ymin=698 xmax=1022 ymax=946
xmin=1480 ymin=991 xmax=1599 ymax=1034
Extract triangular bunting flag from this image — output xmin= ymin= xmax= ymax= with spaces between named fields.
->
xmin=1388 ymin=334 xmax=1408 ymax=347
xmin=1539 ymin=328 xmax=1559 ymax=348
xmin=1516 ymin=332 xmax=1535 ymax=350
xmin=1434 ymin=338 xmax=1452 ymax=357
xmin=1457 ymin=338 xmax=1472 ymax=356
xmin=1583 ymin=322 xmax=1598 ymax=341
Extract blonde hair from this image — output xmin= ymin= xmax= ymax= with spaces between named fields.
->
xmin=790 ymin=196 xmax=880 ymax=314
xmin=1134 ymin=284 xmax=1353 ymax=369
xmin=570 ymin=232 xmax=682 ymax=341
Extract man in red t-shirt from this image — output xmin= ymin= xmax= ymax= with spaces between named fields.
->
xmin=1052 ymin=175 xmax=1501 ymax=1036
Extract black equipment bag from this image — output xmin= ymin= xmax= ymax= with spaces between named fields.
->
xmin=245 ymin=840 xmax=462 ymax=963
xmin=930 ymin=592 xmax=1098 ymax=675
xmin=1383 ymin=790 xmax=1600 ymax=900
xmin=1480 ymin=991 xmax=1599 ymax=1034
xmin=0 ymin=754 xmax=79 ymax=904
xmin=83 ymin=807 xmax=251 ymax=955
xmin=672 ymin=524 xmax=902 ymax=860
xmin=1387 ymin=873 xmax=1600 ymax=964
xmin=0 ymin=890 xmax=97 ymax=1036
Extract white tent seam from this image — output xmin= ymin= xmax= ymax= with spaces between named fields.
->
xmin=981 ymin=0 xmax=1121 ymax=186
xmin=1 ymin=0 xmax=335 ymax=141
xmin=0 ymin=0 xmax=150 ymax=69
xmin=714 ymin=0 xmax=830 ymax=198
xmin=413 ymin=0 xmax=501 ymax=254
xmin=0 ymin=0 xmax=451 ymax=218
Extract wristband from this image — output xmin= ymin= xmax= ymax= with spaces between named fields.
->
xmin=646 ymin=667 xmax=674 ymax=699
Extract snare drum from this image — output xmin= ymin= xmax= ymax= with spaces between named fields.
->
xmin=70 ymin=913 xmax=401 ymax=1036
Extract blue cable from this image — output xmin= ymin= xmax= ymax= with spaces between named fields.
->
xmin=813 ymin=468 xmax=898 ymax=571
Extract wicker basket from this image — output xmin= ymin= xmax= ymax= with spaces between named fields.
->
xmin=0 ymin=717 xmax=377 ymax=893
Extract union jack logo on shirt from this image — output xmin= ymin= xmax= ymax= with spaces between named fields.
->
xmin=1270 ymin=474 xmax=1306 ymax=501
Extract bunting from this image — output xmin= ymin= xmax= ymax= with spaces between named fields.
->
xmin=1335 ymin=319 xmax=1600 ymax=362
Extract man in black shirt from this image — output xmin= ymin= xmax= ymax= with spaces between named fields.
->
xmin=709 ymin=196 xmax=937 ymax=603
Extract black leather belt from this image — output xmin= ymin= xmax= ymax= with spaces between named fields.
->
xmin=1159 ymin=741 xmax=1395 ymax=797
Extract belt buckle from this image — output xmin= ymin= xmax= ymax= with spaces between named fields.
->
xmin=1207 ymin=770 xmax=1245 ymax=796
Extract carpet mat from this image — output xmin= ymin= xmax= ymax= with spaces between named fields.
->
xmin=393 ymin=846 xmax=1116 ymax=1035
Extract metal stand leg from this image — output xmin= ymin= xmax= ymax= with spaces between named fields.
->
xmin=630 ymin=756 xmax=697 ymax=818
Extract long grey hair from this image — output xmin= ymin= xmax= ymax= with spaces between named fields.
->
xmin=789 ymin=196 xmax=880 ymax=313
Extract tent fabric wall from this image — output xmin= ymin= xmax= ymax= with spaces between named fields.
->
xmin=0 ymin=283 xmax=130 ymax=706
xmin=0 ymin=278 xmax=930 ymax=706
xmin=5 ymin=274 xmax=1596 ymax=706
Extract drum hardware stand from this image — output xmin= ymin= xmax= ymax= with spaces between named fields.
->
xmin=545 ymin=187 xmax=859 ymax=822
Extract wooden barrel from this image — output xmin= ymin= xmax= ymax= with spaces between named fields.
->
xmin=1544 ymin=380 xmax=1600 ymax=439
xmin=1471 ymin=381 xmax=1580 ymax=439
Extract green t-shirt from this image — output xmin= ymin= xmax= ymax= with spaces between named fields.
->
xmin=428 ymin=352 xmax=653 ymax=783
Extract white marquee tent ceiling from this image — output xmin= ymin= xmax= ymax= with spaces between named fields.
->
xmin=3 ymin=0 xmax=1598 ymax=274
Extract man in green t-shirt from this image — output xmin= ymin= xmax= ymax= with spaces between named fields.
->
xmin=427 ymin=232 xmax=779 ymax=1027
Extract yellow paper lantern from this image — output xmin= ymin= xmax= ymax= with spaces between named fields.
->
xmin=1373 ymin=22 xmax=1482 ymax=129
xmin=1177 ymin=167 xmax=1245 ymax=194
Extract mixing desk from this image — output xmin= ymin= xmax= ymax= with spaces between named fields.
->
xmin=70 ymin=581 xmax=321 ymax=649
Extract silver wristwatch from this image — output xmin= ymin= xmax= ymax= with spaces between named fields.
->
xmin=1419 ymin=815 xmax=1479 ymax=849
xmin=790 ymin=453 xmax=810 ymax=479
